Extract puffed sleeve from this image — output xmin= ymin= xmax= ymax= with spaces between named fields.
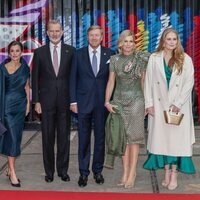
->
xmin=137 ymin=51 xmax=151 ymax=71
xmin=144 ymin=54 xmax=154 ymax=109
xmin=109 ymin=55 xmax=118 ymax=72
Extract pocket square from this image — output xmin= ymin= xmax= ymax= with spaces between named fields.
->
xmin=106 ymin=59 xmax=110 ymax=64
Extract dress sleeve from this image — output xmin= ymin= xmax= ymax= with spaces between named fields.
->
xmin=138 ymin=51 xmax=151 ymax=71
xmin=21 ymin=58 xmax=30 ymax=79
xmin=109 ymin=55 xmax=117 ymax=72
xmin=0 ymin=65 xmax=5 ymax=124
xmin=144 ymin=54 xmax=154 ymax=108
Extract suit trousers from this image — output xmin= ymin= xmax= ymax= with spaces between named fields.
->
xmin=78 ymin=106 xmax=107 ymax=176
xmin=41 ymin=102 xmax=70 ymax=177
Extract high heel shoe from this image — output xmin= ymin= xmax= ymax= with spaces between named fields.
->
xmin=117 ymin=182 xmax=125 ymax=186
xmin=6 ymin=170 xmax=10 ymax=177
xmin=161 ymin=169 xmax=171 ymax=187
xmin=9 ymin=176 xmax=21 ymax=187
xmin=117 ymin=174 xmax=128 ymax=186
xmin=124 ymin=174 xmax=136 ymax=189
xmin=167 ymin=170 xmax=178 ymax=190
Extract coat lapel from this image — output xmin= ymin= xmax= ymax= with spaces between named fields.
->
xmin=157 ymin=51 xmax=167 ymax=80
xmin=97 ymin=47 xmax=107 ymax=76
xmin=45 ymin=45 xmax=56 ymax=76
xmin=168 ymin=69 xmax=178 ymax=91
xmin=84 ymin=47 xmax=94 ymax=75
xmin=58 ymin=44 xmax=66 ymax=76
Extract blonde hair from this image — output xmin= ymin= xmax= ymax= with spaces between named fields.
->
xmin=117 ymin=30 xmax=135 ymax=54
xmin=156 ymin=28 xmax=184 ymax=74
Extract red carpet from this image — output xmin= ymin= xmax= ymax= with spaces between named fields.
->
xmin=0 ymin=191 xmax=200 ymax=200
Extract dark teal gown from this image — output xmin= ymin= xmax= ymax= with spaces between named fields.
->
xmin=0 ymin=58 xmax=30 ymax=157
xmin=143 ymin=59 xmax=195 ymax=174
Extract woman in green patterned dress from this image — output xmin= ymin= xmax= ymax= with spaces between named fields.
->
xmin=105 ymin=30 xmax=149 ymax=188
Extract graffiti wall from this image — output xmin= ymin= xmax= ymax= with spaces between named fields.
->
xmin=0 ymin=0 xmax=200 ymax=124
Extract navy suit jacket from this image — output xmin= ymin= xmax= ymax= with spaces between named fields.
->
xmin=70 ymin=46 xmax=114 ymax=113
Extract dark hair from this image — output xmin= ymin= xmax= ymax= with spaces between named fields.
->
xmin=8 ymin=41 xmax=23 ymax=53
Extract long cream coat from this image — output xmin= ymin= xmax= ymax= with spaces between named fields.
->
xmin=144 ymin=51 xmax=195 ymax=156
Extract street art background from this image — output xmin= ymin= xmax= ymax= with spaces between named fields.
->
xmin=0 ymin=0 xmax=200 ymax=125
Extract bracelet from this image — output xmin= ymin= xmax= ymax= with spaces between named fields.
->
xmin=104 ymin=101 xmax=110 ymax=106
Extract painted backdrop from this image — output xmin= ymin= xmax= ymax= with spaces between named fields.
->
xmin=0 ymin=0 xmax=199 ymax=124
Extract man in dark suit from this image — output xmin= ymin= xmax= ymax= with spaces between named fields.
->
xmin=70 ymin=25 xmax=114 ymax=187
xmin=32 ymin=20 xmax=75 ymax=183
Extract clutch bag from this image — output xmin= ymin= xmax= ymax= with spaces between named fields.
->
xmin=163 ymin=110 xmax=184 ymax=126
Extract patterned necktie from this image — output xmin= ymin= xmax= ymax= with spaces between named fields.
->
xmin=92 ymin=50 xmax=97 ymax=76
xmin=53 ymin=46 xmax=59 ymax=76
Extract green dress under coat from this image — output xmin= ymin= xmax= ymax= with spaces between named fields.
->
xmin=143 ymin=60 xmax=195 ymax=174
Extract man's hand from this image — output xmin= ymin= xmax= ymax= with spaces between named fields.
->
xmin=35 ymin=102 xmax=42 ymax=114
xmin=70 ymin=104 xmax=78 ymax=113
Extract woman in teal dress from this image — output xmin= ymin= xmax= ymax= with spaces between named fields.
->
xmin=144 ymin=28 xmax=195 ymax=190
xmin=0 ymin=41 xmax=30 ymax=187
xmin=105 ymin=30 xmax=149 ymax=188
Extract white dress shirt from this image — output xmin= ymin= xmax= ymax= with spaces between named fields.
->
xmin=88 ymin=45 xmax=101 ymax=73
xmin=49 ymin=41 xmax=61 ymax=67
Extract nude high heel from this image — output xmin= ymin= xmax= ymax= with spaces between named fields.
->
xmin=161 ymin=169 xmax=171 ymax=187
xmin=167 ymin=170 xmax=178 ymax=190
xmin=117 ymin=174 xmax=127 ymax=186
xmin=124 ymin=174 xmax=136 ymax=189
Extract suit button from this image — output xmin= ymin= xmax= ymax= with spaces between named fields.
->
xmin=158 ymin=98 xmax=161 ymax=101
xmin=176 ymin=84 xmax=179 ymax=87
xmin=157 ymin=81 xmax=160 ymax=84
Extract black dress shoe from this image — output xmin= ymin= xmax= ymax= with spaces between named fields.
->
xmin=9 ymin=176 xmax=21 ymax=187
xmin=45 ymin=176 xmax=54 ymax=182
xmin=94 ymin=173 xmax=104 ymax=184
xmin=78 ymin=175 xmax=88 ymax=187
xmin=58 ymin=174 xmax=70 ymax=182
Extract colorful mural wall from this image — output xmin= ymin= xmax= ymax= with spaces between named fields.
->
xmin=0 ymin=0 xmax=200 ymax=123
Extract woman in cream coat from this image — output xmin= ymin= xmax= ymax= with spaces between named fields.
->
xmin=143 ymin=28 xmax=195 ymax=190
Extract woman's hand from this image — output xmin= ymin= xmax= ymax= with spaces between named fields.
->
xmin=26 ymin=102 xmax=30 ymax=116
xmin=170 ymin=105 xmax=180 ymax=113
xmin=105 ymin=102 xmax=118 ymax=113
xmin=145 ymin=106 xmax=154 ymax=116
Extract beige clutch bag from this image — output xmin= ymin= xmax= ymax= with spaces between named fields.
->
xmin=163 ymin=109 xmax=184 ymax=125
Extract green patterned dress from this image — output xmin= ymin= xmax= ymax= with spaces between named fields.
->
xmin=109 ymin=51 xmax=150 ymax=144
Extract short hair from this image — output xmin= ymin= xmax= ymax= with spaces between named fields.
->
xmin=8 ymin=41 xmax=23 ymax=53
xmin=47 ymin=19 xmax=63 ymax=30
xmin=117 ymin=30 xmax=135 ymax=53
xmin=87 ymin=25 xmax=103 ymax=35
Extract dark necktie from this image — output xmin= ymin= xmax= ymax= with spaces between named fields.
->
xmin=53 ymin=46 xmax=59 ymax=76
xmin=92 ymin=50 xmax=97 ymax=76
